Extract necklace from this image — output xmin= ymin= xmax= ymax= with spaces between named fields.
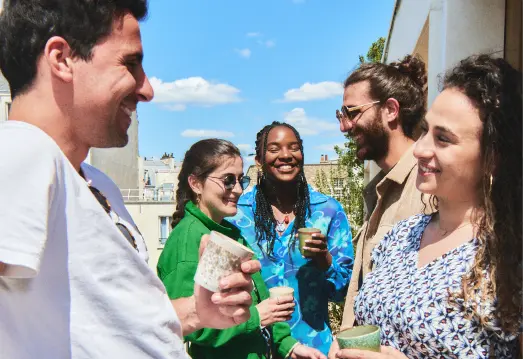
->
xmin=273 ymin=206 xmax=292 ymax=233
xmin=438 ymin=222 xmax=470 ymax=237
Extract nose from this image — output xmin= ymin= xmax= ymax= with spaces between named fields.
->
xmin=413 ymin=133 xmax=433 ymax=160
xmin=280 ymin=147 xmax=292 ymax=160
xmin=136 ymin=72 xmax=154 ymax=103
xmin=232 ymin=180 xmax=243 ymax=196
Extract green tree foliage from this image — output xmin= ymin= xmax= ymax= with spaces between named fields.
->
xmin=359 ymin=37 xmax=385 ymax=64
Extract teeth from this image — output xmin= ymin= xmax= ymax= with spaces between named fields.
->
xmin=420 ymin=164 xmax=438 ymax=173
xmin=279 ymin=165 xmax=292 ymax=170
xmin=120 ymin=105 xmax=133 ymax=117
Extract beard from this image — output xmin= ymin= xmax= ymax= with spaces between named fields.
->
xmin=352 ymin=111 xmax=389 ymax=162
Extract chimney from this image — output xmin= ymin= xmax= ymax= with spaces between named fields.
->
xmin=320 ymin=154 xmax=325 ymax=162
xmin=325 ymin=154 xmax=328 ymax=162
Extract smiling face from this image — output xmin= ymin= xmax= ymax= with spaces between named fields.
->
xmin=71 ymin=11 xmax=154 ymax=149
xmin=413 ymin=88 xmax=483 ymax=203
xmin=194 ymin=155 xmax=244 ymax=223
xmin=258 ymin=126 xmax=304 ymax=183
xmin=342 ymin=81 xmax=389 ymax=161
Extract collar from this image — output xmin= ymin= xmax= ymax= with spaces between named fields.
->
xmin=382 ymin=144 xmax=418 ymax=185
xmin=185 ymin=201 xmax=240 ymax=238
xmin=238 ymin=184 xmax=328 ymax=206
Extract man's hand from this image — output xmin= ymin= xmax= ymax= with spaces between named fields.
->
xmin=194 ymin=234 xmax=261 ymax=329
xmin=302 ymin=232 xmax=332 ymax=271
xmin=255 ymin=295 xmax=295 ymax=327
xmin=290 ymin=343 xmax=327 ymax=359
xmin=335 ymin=346 xmax=408 ymax=359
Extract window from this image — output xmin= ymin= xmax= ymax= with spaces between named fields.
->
xmin=333 ymin=178 xmax=344 ymax=201
xmin=159 ymin=216 xmax=173 ymax=246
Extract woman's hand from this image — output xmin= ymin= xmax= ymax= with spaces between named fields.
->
xmin=302 ymin=232 xmax=332 ymax=271
xmin=255 ymin=295 xmax=295 ymax=327
xmin=335 ymin=346 xmax=409 ymax=359
xmin=290 ymin=343 xmax=327 ymax=359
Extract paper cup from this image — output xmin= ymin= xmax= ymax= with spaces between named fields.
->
xmin=194 ymin=231 xmax=254 ymax=292
xmin=298 ymin=228 xmax=321 ymax=257
xmin=269 ymin=286 xmax=294 ymax=299
xmin=336 ymin=325 xmax=381 ymax=352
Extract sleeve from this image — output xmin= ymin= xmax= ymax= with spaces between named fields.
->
xmin=159 ymin=236 xmax=262 ymax=347
xmin=0 ymin=133 xmax=58 ymax=278
xmin=272 ymin=321 xmax=299 ymax=358
xmin=323 ymin=200 xmax=354 ymax=302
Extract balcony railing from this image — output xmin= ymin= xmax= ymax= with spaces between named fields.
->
xmin=120 ymin=187 xmax=175 ymax=202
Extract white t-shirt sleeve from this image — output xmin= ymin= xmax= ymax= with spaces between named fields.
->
xmin=0 ymin=125 xmax=59 ymax=278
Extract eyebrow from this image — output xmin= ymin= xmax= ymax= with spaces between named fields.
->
xmin=423 ymin=119 xmax=459 ymax=140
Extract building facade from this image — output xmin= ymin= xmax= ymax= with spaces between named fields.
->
xmin=0 ymin=72 xmax=10 ymax=123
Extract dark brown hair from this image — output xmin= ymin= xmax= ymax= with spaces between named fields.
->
xmin=443 ymin=54 xmax=522 ymax=333
xmin=343 ymin=54 xmax=427 ymax=139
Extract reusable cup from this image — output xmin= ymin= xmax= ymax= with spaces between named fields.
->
xmin=336 ymin=325 xmax=381 ymax=352
xmin=269 ymin=286 xmax=294 ymax=299
xmin=298 ymin=228 xmax=321 ymax=257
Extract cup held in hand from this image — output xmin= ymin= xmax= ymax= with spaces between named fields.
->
xmin=336 ymin=325 xmax=381 ymax=352
xmin=269 ymin=286 xmax=294 ymax=299
xmin=194 ymin=231 xmax=254 ymax=292
xmin=298 ymin=228 xmax=321 ymax=257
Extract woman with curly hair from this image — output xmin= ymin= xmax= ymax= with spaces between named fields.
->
xmin=336 ymin=55 xmax=522 ymax=359
xmin=229 ymin=122 xmax=354 ymax=355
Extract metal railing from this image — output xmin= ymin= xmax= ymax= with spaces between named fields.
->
xmin=120 ymin=187 xmax=175 ymax=202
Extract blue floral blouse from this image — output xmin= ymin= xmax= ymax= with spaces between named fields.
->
xmin=228 ymin=185 xmax=354 ymax=354
xmin=354 ymin=214 xmax=519 ymax=358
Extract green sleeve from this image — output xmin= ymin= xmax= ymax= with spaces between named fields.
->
xmin=272 ymin=321 xmax=298 ymax=358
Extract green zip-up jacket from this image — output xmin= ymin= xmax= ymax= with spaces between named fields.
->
xmin=157 ymin=202 xmax=298 ymax=359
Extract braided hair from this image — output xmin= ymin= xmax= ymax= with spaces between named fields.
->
xmin=254 ymin=121 xmax=311 ymax=260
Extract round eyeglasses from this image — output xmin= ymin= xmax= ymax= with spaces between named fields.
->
xmin=207 ymin=174 xmax=251 ymax=191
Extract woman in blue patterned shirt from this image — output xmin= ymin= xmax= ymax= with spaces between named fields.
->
xmin=336 ymin=55 xmax=522 ymax=359
xmin=229 ymin=122 xmax=354 ymax=355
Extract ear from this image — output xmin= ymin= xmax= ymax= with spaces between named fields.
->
xmin=383 ymin=98 xmax=400 ymax=125
xmin=188 ymin=175 xmax=203 ymax=195
xmin=44 ymin=36 xmax=75 ymax=83
xmin=255 ymin=156 xmax=262 ymax=168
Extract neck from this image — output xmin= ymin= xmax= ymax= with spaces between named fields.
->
xmin=436 ymin=196 xmax=477 ymax=231
xmin=197 ymin=204 xmax=224 ymax=224
xmin=263 ymin=180 xmax=297 ymax=210
xmin=9 ymin=92 xmax=89 ymax=171
xmin=376 ymin=133 xmax=414 ymax=172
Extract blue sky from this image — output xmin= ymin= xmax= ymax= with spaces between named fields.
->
xmin=137 ymin=0 xmax=395 ymax=169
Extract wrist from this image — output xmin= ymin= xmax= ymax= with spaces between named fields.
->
xmin=313 ymin=252 xmax=332 ymax=271
xmin=172 ymin=295 xmax=202 ymax=336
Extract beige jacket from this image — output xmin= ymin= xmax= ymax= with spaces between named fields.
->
xmin=340 ymin=146 xmax=434 ymax=330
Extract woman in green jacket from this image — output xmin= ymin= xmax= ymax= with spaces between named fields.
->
xmin=157 ymin=139 xmax=325 ymax=359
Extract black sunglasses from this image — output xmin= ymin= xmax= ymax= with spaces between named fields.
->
xmin=88 ymin=185 xmax=139 ymax=252
xmin=207 ymin=174 xmax=251 ymax=191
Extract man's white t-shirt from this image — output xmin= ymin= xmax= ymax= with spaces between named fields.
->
xmin=80 ymin=162 xmax=149 ymax=263
xmin=0 ymin=121 xmax=189 ymax=359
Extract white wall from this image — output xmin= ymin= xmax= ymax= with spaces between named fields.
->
xmin=428 ymin=0 xmax=505 ymax=105
xmin=0 ymin=95 xmax=10 ymax=122
xmin=384 ymin=0 xmax=431 ymax=63
xmin=126 ymin=202 xmax=175 ymax=271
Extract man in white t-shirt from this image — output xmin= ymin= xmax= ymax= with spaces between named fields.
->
xmin=0 ymin=1 xmax=260 ymax=358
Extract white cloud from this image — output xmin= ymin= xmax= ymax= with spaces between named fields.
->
xmin=278 ymin=81 xmax=343 ymax=102
xmin=181 ymin=129 xmax=235 ymax=138
xmin=315 ymin=143 xmax=345 ymax=152
xmin=236 ymin=144 xmax=254 ymax=154
xmin=284 ymin=108 xmax=339 ymax=135
xmin=150 ymin=77 xmax=242 ymax=110
xmin=246 ymin=32 xmax=261 ymax=38
xmin=258 ymin=40 xmax=275 ymax=48
xmin=235 ymin=48 xmax=251 ymax=58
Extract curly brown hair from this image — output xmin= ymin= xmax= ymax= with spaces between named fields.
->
xmin=443 ymin=55 xmax=522 ymax=333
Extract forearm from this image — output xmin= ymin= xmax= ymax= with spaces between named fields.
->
xmin=171 ymin=296 xmax=203 ymax=336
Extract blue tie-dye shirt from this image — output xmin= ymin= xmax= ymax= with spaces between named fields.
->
xmin=228 ymin=185 xmax=354 ymax=354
